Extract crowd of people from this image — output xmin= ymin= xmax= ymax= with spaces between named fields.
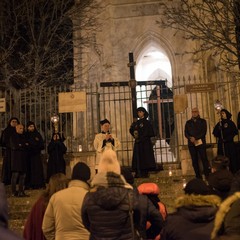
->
xmin=1 ymin=105 xmax=240 ymax=239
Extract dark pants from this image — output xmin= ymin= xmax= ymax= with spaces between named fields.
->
xmin=11 ymin=171 xmax=26 ymax=194
xmin=188 ymin=144 xmax=210 ymax=179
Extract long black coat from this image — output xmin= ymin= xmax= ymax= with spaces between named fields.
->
xmin=130 ymin=118 xmax=156 ymax=171
xmin=0 ymin=123 xmax=17 ymax=184
xmin=9 ymin=132 xmax=28 ymax=172
xmin=47 ymin=137 xmax=67 ymax=182
xmin=213 ymin=119 xmax=238 ymax=173
xmin=25 ymin=130 xmax=45 ymax=188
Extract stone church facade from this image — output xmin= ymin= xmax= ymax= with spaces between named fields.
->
xmin=71 ymin=0 xmax=240 ymax=167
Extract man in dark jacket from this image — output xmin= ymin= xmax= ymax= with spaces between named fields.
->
xmin=184 ymin=107 xmax=211 ymax=179
xmin=0 ymin=183 xmax=23 ymax=239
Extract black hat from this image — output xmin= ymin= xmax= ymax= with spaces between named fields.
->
xmin=72 ymin=162 xmax=91 ymax=182
xmin=184 ymin=178 xmax=214 ymax=195
xmin=137 ymin=107 xmax=149 ymax=118
xmin=100 ymin=119 xmax=110 ymax=125
xmin=121 ymin=167 xmax=134 ymax=185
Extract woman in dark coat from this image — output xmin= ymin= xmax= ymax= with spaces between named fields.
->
xmin=213 ymin=109 xmax=238 ymax=173
xmin=130 ymin=107 xmax=156 ymax=178
xmin=0 ymin=117 xmax=19 ymax=185
xmin=25 ymin=121 xmax=45 ymax=189
xmin=46 ymin=133 xmax=67 ymax=182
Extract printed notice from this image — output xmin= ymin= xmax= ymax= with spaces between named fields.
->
xmin=0 ymin=98 xmax=6 ymax=112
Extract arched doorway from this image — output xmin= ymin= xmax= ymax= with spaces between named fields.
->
xmin=135 ymin=44 xmax=176 ymax=162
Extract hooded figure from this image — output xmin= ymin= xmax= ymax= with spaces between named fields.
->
xmin=161 ymin=178 xmax=221 ymax=240
xmin=25 ymin=121 xmax=45 ymax=189
xmin=46 ymin=133 xmax=67 ymax=182
xmin=82 ymin=149 xmax=141 ymax=240
xmin=129 ymin=107 xmax=156 ymax=178
xmin=0 ymin=183 xmax=23 ymax=239
xmin=213 ymin=109 xmax=238 ymax=173
xmin=0 ymin=117 xmax=19 ymax=185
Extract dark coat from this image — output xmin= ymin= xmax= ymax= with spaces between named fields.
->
xmin=211 ymin=192 xmax=240 ymax=240
xmin=25 ymin=129 xmax=45 ymax=188
xmin=130 ymin=118 xmax=156 ymax=171
xmin=133 ymin=187 xmax=164 ymax=239
xmin=161 ymin=194 xmax=221 ymax=240
xmin=0 ymin=183 xmax=23 ymax=239
xmin=47 ymin=135 xmax=67 ymax=182
xmin=184 ymin=116 xmax=207 ymax=146
xmin=213 ymin=118 xmax=238 ymax=173
xmin=9 ymin=131 xmax=28 ymax=172
xmin=82 ymin=172 xmax=141 ymax=240
xmin=0 ymin=120 xmax=18 ymax=184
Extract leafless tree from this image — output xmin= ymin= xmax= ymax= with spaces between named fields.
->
xmin=0 ymin=0 xmax=101 ymax=89
xmin=158 ymin=0 xmax=240 ymax=72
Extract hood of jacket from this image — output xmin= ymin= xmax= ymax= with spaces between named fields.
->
xmin=211 ymin=192 xmax=240 ymax=239
xmin=90 ymin=172 xmax=132 ymax=210
xmin=175 ymin=194 xmax=221 ymax=223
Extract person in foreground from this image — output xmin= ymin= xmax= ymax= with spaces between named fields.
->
xmin=211 ymin=192 xmax=240 ymax=240
xmin=0 ymin=182 xmax=23 ymax=239
xmin=82 ymin=149 xmax=142 ymax=240
xmin=23 ymin=173 xmax=68 ymax=240
xmin=161 ymin=178 xmax=221 ymax=240
xmin=42 ymin=162 xmax=91 ymax=240
xmin=121 ymin=167 xmax=164 ymax=239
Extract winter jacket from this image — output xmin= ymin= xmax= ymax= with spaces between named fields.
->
xmin=23 ymin=196 xmax=47 ymax=240
xmin=161 ymin=194 xmax=221 ymax=240
xmin=184 ymin=116 xmax=207 ymax=146
xmin=0 ymin=183 xmax=23 ymax=240
xmin=211 ymin=192 xmax=240 ymax=240
xmin=42 ymin=180 xmax=90 ymax=240
xmin=82 ymin=171 xmax=138 ymax=240
xmin=135 ymin=188 xmax=164 ymax=239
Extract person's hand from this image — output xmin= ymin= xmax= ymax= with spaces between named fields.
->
xmin=189 ymin=137 xmax=195 ymax=143
xmin=133 ymin=130 xmax=138 ymax=139
xmin=105 ymin=133 xmax=112 ymax=140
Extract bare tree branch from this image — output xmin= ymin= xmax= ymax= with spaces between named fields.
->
xmin=0 ymin=0 xmax=101 ymax=89
xmin=158 ymin=0 xmax=240 ymax=72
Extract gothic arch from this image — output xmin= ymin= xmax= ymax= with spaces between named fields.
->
xmin=130 ymin=31 xmax=177 ymax=78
